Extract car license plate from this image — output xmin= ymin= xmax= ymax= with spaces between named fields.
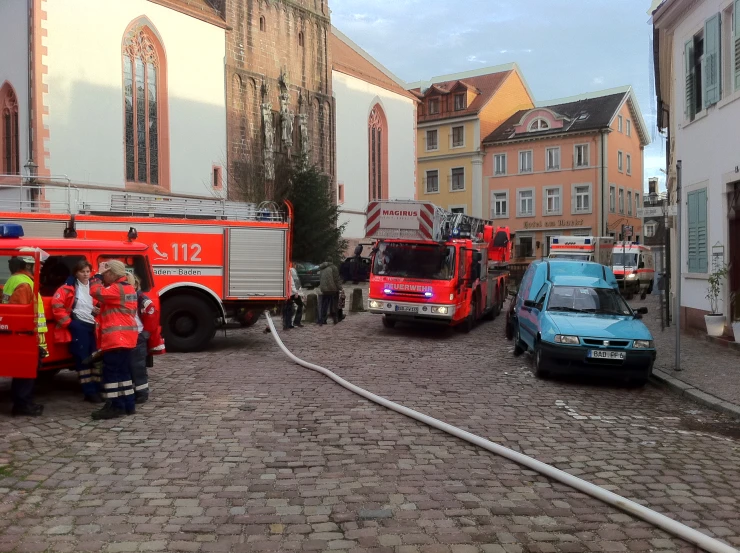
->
xmin=588 ymin=350 xmax=626 ymax=360
xmin=395 ymin=305 xmax=418 ymax=313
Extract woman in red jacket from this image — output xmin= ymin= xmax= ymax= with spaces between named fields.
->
xmin=51 ymin=260 xmax=103 ymax=403
xmin=89 ymin=260 xmax=139 ymax=420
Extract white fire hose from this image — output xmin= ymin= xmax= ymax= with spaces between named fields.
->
xmin=264 ymin=312 xmax=737 ymax=553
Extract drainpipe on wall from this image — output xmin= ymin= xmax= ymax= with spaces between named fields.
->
xmin=599 ymin=130 xmax=608 ymax=236
xmin=26 ymin=0 xmax=37 ymax=185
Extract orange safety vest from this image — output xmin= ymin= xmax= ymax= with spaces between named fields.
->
xmin=89 ymin=276 xmax=139 ymax=351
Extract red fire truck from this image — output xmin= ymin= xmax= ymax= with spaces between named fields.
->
xmin=0 ymin=193 xmax=293 ymax=351
xmin=365 ymin=200 xmax=511 ymax=331
xmin=0 ymin=222 xmax=158 ymax=376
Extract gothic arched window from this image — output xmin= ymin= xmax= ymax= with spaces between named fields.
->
xmin=368 ymin=104 xmax=388 ymax=201
xmin=1 ymin=82 xmax=20 ymax=176
xmin=123 ymin=24 xmax=166 ymax=186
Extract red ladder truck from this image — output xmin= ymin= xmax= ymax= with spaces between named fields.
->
xmin=365 ymin=200 xmax=511 ymax=331
xmin=0 ymin=189 xmax=292 ymax=352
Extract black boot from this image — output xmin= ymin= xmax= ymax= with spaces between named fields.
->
xmin=91 ymin=402 xmax=126 ymax=420
xmin=11 ymin=403 xmax=44 ymax=417
xmin=84 ymin=393 xmax=105 ymax=404
xmin=135 ymin=394 xmax=149 ymax=405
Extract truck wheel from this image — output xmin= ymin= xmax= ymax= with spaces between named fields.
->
xmin=381 ymin=316 xmax=396 ymax=329
xmin=462 ymin=299 xmax=477 ymax=333
xmin=161 ymin=295 xmax=217 ymax=352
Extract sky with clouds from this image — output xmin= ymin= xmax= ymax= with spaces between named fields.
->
xmin=330 ymin=0 xmax=666 ymax=193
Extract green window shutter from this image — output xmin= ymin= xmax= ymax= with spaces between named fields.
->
xmin=697 ymin=188 xmax=708 ymax=273
xmin=735 ymin=0 xmax=740 ymax=91
xmin=685 ymin=40 xmax=695 ymax=119
xmin=687 ymin=191 xmax=698 ymax=272
xmin=704 ymin=13 xmax=722 ymax=107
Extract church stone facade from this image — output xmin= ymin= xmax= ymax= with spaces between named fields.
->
xmin=213 ymin=0 xmax=336 ymax=200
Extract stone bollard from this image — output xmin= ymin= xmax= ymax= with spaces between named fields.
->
xmin=350 ymin=288 xmax=365 ymax=312
xmin=304 ymin=293 xmax=318 ymax=323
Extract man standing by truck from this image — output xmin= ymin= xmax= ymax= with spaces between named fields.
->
xmin=2 ymin=248 xmax=50 ymax=417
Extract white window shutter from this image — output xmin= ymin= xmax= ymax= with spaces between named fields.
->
xmin=685 ymin=40 xmax=695 ymax=119
xmin=734 ymin=0 xmax=740 ymax=91
xmin=704 ymin=13 xmax=721 ymax=107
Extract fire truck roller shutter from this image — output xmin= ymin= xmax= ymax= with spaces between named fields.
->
xmin=227 ymin=228 xmax=287 ymax=297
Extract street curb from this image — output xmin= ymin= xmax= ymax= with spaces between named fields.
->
xmin=650 ymin=369 xmax=740 ymax=419
xmin=704 ymin=334 xmax=740 ymax=354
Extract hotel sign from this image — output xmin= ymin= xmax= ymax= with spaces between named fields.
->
xmin=523 ymin=219 xmax=585 ymax=230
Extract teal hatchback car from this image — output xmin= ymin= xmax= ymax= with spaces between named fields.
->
xmin=509 ymin=260 xmax=656 ymax=385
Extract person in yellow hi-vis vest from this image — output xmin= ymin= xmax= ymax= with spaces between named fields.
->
xmin=2 ymin=247 xmax=50 ymax=417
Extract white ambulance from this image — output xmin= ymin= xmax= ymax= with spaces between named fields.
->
xmin=548 ymin=236 xmax=614 ymax=266
xmin=611 ymin=242 xmax=655 ymax=299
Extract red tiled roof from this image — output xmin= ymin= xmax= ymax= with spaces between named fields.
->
xmin=148 ymin=0 xmax=227 ymax=28
xmin=331 ymin=32 xmax=418 ymax=101
xmin=409 ymin=70 xmax=513 ymax=122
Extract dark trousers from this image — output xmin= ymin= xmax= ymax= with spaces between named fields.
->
xmin=101 ymin=348 xmax=135 ymax=412
xmin=283 ymin=296 xmax=304 ymax=328
xmin=69 ymin=319 xmax=100 ymax=397
xmin=130 ymin=332 xmax=149 ymax=399
xmin=319 ymin=293 xmax=338 ymax=324
xmin=11 ymin=348 xmax=44 ymax=408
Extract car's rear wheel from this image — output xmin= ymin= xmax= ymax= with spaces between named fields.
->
xmin=513 ymin=323 xmax=525 ymax=356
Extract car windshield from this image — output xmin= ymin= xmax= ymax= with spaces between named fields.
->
xmin=612 ymin=252 xmax=638 ymax=266
xmin=372 ymin=242 xmax=455 ymax=280
xmin=547 ymin=286 xmax=632 ymax=315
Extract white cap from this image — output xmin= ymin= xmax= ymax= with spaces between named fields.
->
xmin=17 ymin=247 xmax=50 ymax=264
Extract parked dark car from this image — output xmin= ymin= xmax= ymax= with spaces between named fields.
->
xmin=340 ymin=256 xmax=371 ymax=283
xmin=294 ymin=261 xmax=321 ymax=289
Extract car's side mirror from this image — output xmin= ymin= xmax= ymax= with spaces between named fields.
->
xmin=636 ymin=307 xmax=648 ymax=314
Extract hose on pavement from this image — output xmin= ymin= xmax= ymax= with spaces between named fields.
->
xmin=264 ymin=312 xmax=737 ymax=553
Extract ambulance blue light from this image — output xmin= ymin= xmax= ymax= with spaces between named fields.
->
xmin=424 ymin=291 xmax=433 ymax=298
xmin=0 ymin=223 xmax=24 ymax=238
xmin=584 ymin=238 xmax=591 ymax=244
xmin=552 ymin=238 xmax=559 ymax=244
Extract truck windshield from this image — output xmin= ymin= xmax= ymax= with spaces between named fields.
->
xmin=547 ymin=286 xmax=631 ymax=315
xmin=372 ymin=242 xmax=455 ymax=280
xmin=612 ymin=252 xmax=638 ymax=266
xmin=549 ymin=253 xmax=591 ymax=261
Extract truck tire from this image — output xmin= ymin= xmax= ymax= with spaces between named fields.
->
xmin=381 ymin=316 xmax=396 ymax=329
xmin=161 ymin=294 xmax=217 ymax=352
xmin=462 ymin=298 xmax=477 ymax=333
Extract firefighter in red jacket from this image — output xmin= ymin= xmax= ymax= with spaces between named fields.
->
xmin=126 ymin=274 xmax=165 ymax=404
xmin=88 ymin=260 xmax=139 ymax=420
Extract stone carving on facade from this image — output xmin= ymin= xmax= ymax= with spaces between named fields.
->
xmin=299 ymin=113 xmax=309 ymax=157
xmin=280 ymin=92 xmax=293 ymax=148
xmin=261 ymin=101 xmax=275 ymax=180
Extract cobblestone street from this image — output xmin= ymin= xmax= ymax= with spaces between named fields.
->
xmin=1 ymin=302 xmax=740 ymax=553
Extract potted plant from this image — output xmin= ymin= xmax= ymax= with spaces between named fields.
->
xmin=705 ymin=264 xmax=728 ymax=337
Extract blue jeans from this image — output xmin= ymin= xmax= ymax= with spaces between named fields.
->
xmin=101 ymin=349 xmax=135 ymax=412
xmin=69 ymin=319 xmax=100 ymax=397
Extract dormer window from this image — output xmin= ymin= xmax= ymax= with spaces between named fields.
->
xmin=528 ymin=118 xmax=549 ymax=131
xmin=454 ymin=93 xmax=466 ymax=111
xmin=428 ymin=98 xmax=439 ymax=115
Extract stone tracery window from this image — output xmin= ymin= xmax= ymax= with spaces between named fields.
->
xmin=123 ymin=25 xmax=163 ymax=185
xmin=368 ymin=104 xmax=388 ymax=201
xmin=1 ymin=82 xmax=20 ymax=175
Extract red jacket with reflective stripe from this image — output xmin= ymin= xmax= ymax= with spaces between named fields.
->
xmin=90 ymin=277 xmax=138 ymax=351
xmin=51 ymin=284 xmax=75 ymax=343
xmin=138 ymin=293 xmax=166 ymax=354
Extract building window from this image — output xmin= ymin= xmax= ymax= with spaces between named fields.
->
xmin=494 ymin=153 xmax=507 ymax=175
xmin=626 ymin=119 xmax=631 ymax=136
xmin=635 ymin=192 xmax=640 ymax=215
xmin=517 ymin=236 xmax=534 ymax=258
xmin=684 ymin=15 xmax=722 ymax=121
xmin=627 ymin=190 xmax=632 ymax=216
xmin=260 ymin=16 xmax=266 ymax=31
xmin=617 ymin=151 xmax=623 ymax=172
xmin=0 ymin=82 xmax=20 ymax=176
xmin=721 ymin=2 xmax=739 ymax=95
xmin=451 ymin=126 xmax=464 ymax=147
xmin=298 ymin=32 xmax=304 ymax=47
xmin=517 ymin=189 xmax=534 ymax=217
xmin=454 ymin=93 xmax=466 ymax=111
xmin=529 ymin=118 xmax=549 ymax=131
xmin=337 ymin=183 xmax=344 ymax=204
xmin=544 ymin=187 xmax=561 ymax=216
xmin=618 ymin=115 xmax=623 ymax=132
xmin=519 ymin=150 xmax=533 ymax=173
xmin=546 ymin=147 xmax=560 ymax=170
xmin=626 ymin=154 xmax=631 ymax=175
xmin=573 ymin=184 xmax=591 ymax=214
xmin=618 ymin=188 xmax=625 ymax=213
xmin=426 ymin=129 xmax=438 ymax=151
xmin=575 ymin=144 xmax=589 ymax=167
xmin=645 ymin=222 xmax=657 ymax=238
xmin=450 ymin=207 xmax=465 ymax=214
xmin=212 ymin=166 xmax=222 ymax=188
xmin=610 ymin=185 xmax=616 ymax=213
xmin=368 ymin=104 xmax=388 ymax=201
xmin=687 ymin=188 xmax=708 ymax=272
xmin=491 ymin=191 xmax=508 ymax=218
xmin=425 ymin=169 xmax=439 ymax=193
xmin=451 ymin=167 xmax=465 ymax=191
xmin=123 ymin=23 xmax=165 ymax=186
xmin=428 ymin=98 xmax=439 ymax=115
